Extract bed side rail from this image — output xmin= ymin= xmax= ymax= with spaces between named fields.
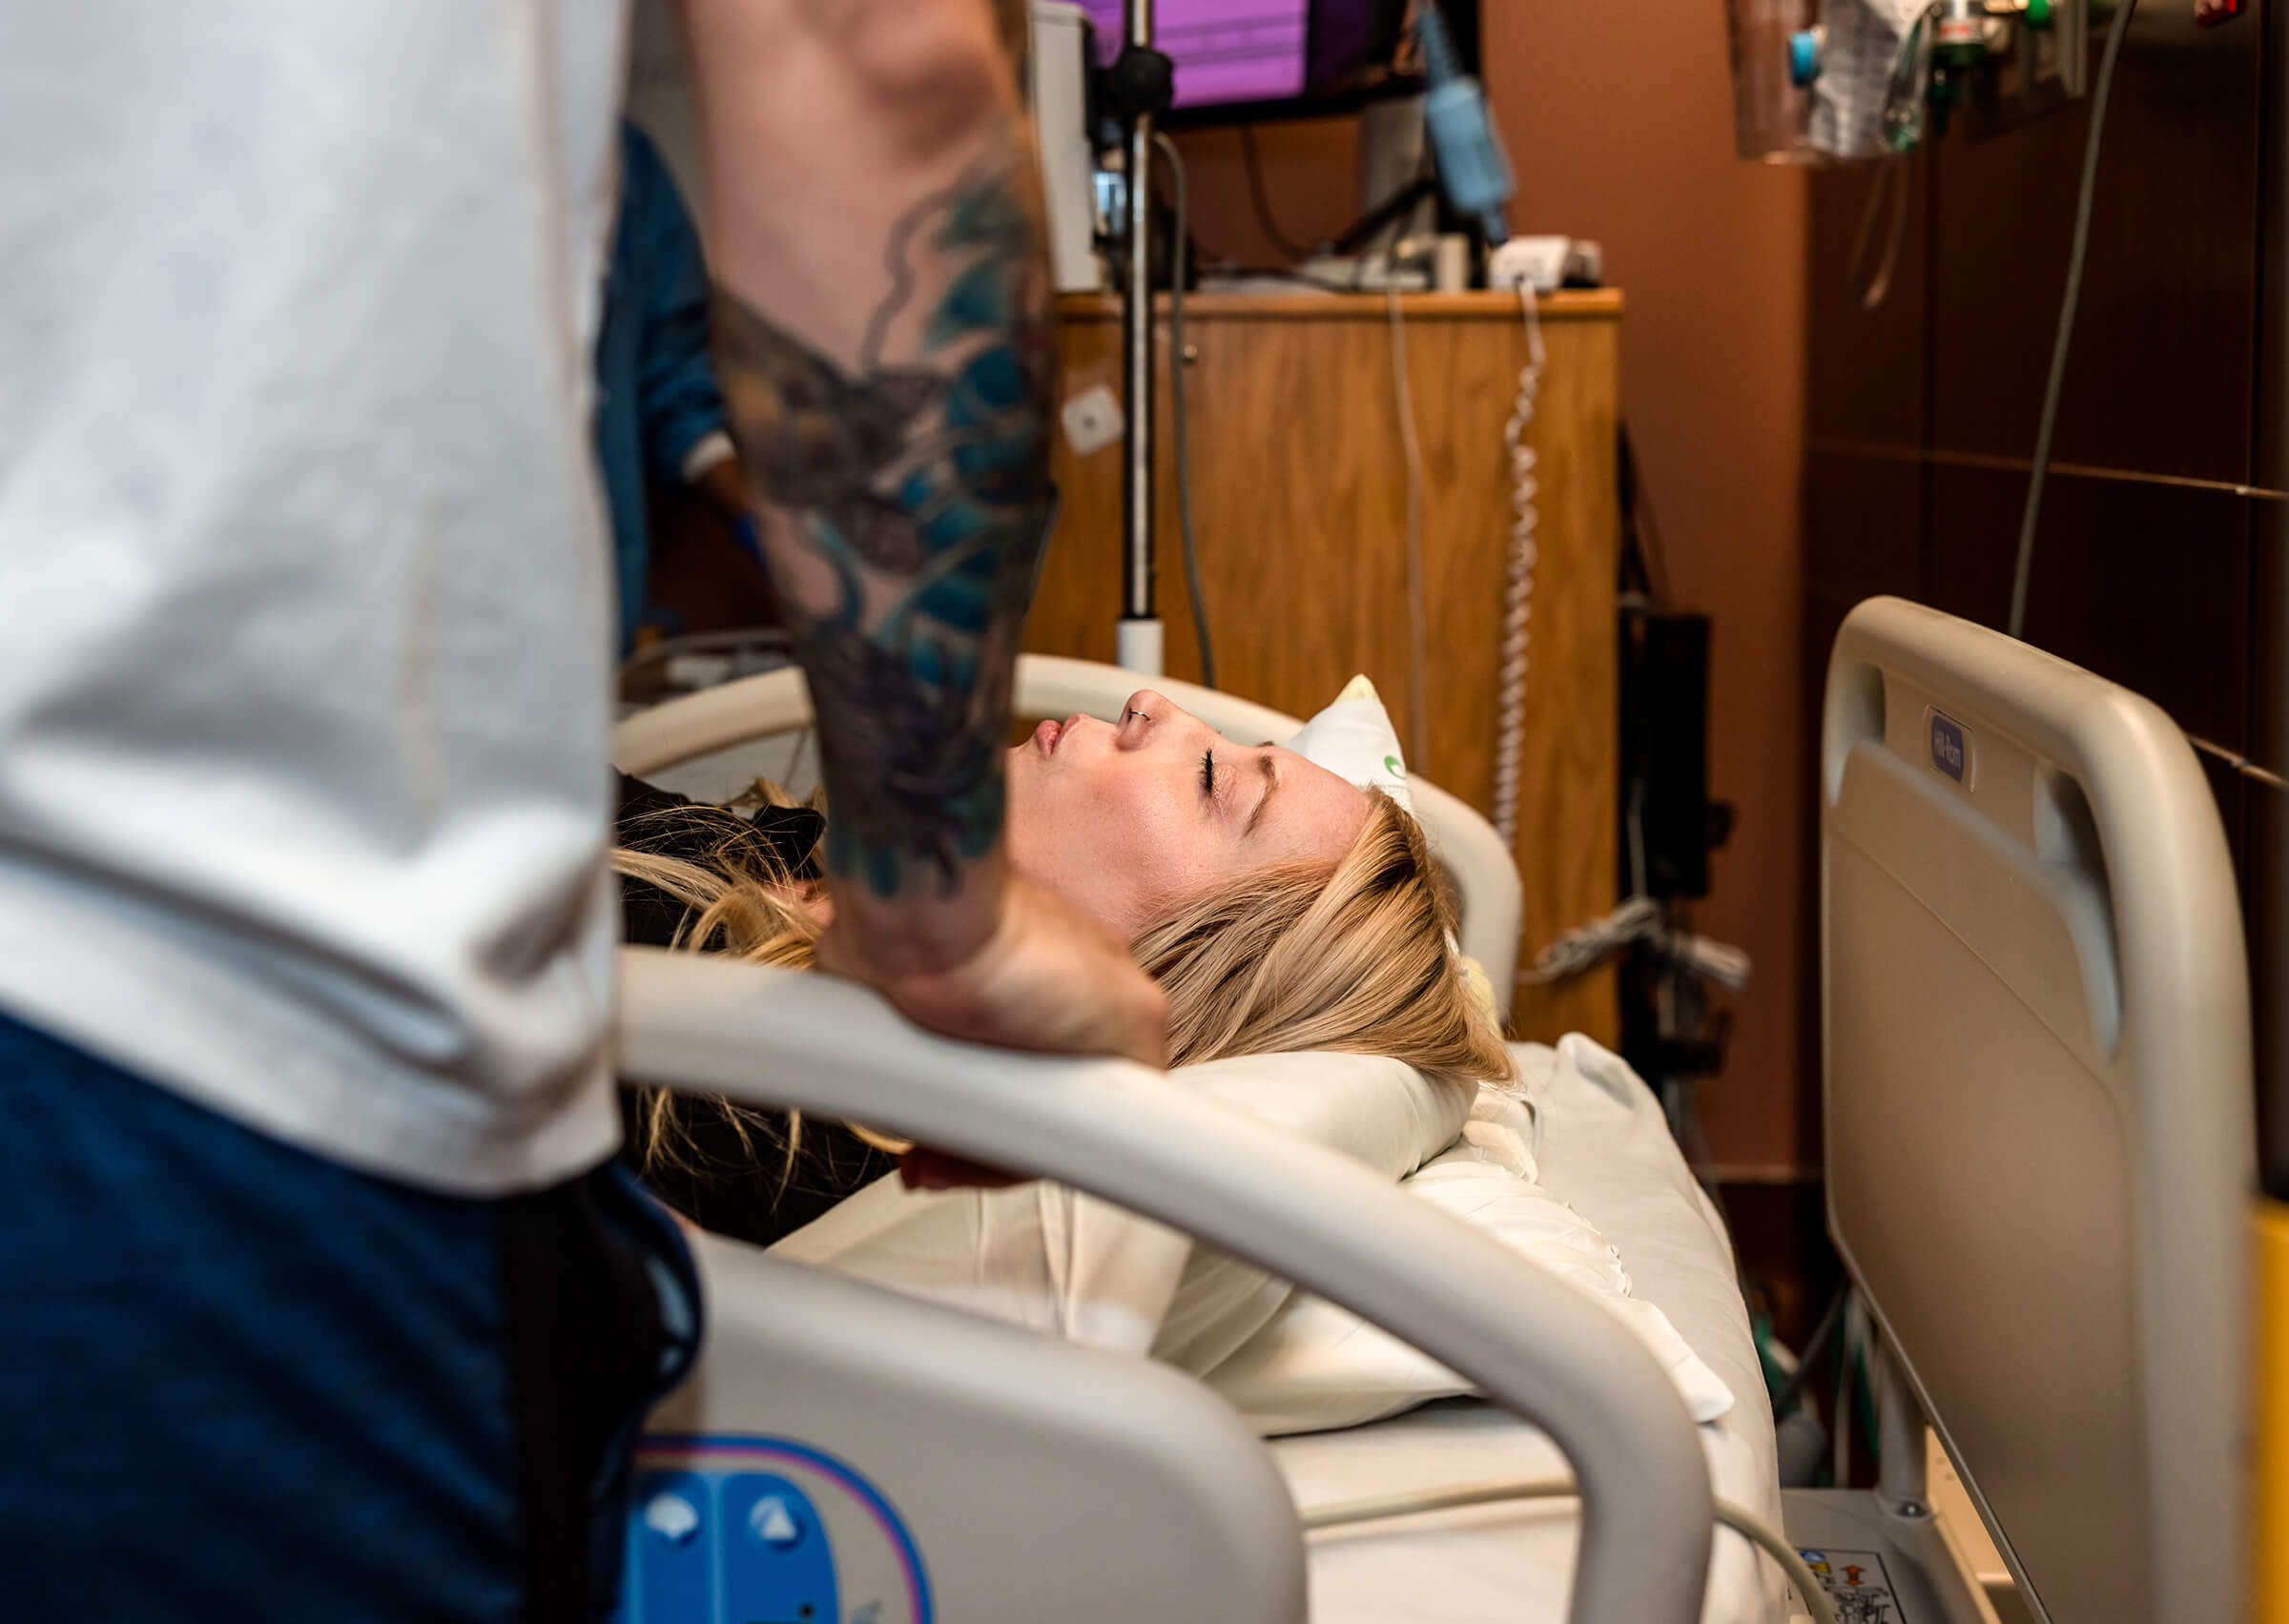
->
xmin=618 ymin=947 xmax=1712 ymax=1624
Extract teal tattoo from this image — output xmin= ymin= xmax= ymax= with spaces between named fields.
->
xmin=711 ymin=159 xmax=1051 ymax=898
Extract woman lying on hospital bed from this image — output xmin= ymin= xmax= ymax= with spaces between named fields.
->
xmin=615 ymin=684 xmax=1511 ymax=1246
xmin=614 ymin=678 xmax=1731 ymax=1439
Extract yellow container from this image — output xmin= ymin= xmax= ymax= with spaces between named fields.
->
xmin=2258 ymin=1198 xmax=2289 ymax=1622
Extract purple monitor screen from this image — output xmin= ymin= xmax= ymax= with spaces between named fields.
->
xmin=1077 ymin=0 xmax=1309 ymax=108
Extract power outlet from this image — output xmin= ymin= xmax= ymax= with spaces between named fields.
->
xmin=1964 ymin=0 xmax=2089 ymax=142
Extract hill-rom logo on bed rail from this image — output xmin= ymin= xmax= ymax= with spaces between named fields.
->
xmin=1926 ymin=709 xmax=1971 ymax=785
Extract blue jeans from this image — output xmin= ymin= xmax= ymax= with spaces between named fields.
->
xmin=0 ymin=1006 xmax=699 ymax=1622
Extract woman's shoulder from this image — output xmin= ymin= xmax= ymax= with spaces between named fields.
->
xmin=741 ymin=802 xmax=828 ymax=878
xmin=614 ymin=773 xmax=826 ymax=950
xmin=615 ymin=772 xmax=824 ymax=875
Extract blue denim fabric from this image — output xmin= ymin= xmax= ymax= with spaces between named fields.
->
xmin=0 ymin=1005 xmax=696 ymax=1622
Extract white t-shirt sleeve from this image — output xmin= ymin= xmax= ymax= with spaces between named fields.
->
xmin=0 ymin=0 xmax=633 ymax=1194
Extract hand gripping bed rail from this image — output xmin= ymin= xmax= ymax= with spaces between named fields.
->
xmin=612 ymin=655 xmax=1526 ymax=1018
xmin=617 ymin=948 xmax=1712 ymax=1624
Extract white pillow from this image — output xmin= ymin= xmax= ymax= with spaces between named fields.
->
xmin=1176 ymin=1082 xmax=1737 ymax=1435
xmin=771 ymin=1051 xmax=1471 ymax=1360
xmin=773 ymin=1050 xmax=1734 ymax=1439
xmin=1285 ymin=672 xmax=1411 ymax=811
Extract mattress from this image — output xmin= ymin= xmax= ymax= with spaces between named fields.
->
xmin=1274 ymin=1038 xmax=1785 ymax=1624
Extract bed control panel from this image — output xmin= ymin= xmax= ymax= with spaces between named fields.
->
xmin=1797 ymin=1547 xmax=1907 ymax=1623
xmin=613 ymin=1437 xmax=931 ymax=1624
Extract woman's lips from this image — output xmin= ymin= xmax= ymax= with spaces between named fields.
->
xmin=1033 ymin=715 xmax=1090 ymax=757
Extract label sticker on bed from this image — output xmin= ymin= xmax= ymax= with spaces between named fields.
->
xmin=1796 ymin=1547 xmax=1908 ymax=1623
xmin=616 ymin=1435 xmax=932 ymax=1624
xmin=1927 ymin=709 xmax=1971 ymax=786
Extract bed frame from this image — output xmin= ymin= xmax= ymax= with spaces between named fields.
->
xmin=1807 ymin=598 xmax=2254 ymax=1623
xmin=610 ymin=656 xmax=1707 ymax=1624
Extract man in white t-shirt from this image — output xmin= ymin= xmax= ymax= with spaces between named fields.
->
xmin=0 ymin=2 xmax=1163 ymax=1616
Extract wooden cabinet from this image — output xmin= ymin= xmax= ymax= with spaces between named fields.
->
xmin=1029 ymin=290 xmax=1623 ymax=1043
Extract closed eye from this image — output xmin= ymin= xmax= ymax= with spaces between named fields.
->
xmin=1200 ymin=748 xmax=1216 ymax=798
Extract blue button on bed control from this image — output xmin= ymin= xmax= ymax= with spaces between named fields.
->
xmin=645 ymin=1491 xmax=701 ymax=1546
xmin=620 ymin=1470 xmax=713 ymax=1621
xmin=750 ymin=1494 xmax=804 ymax=1548
xmin=723 ymin=1473 xmax=838 ymax=1624
xmin=617 ymin=1442 xmax=927 ymax=1623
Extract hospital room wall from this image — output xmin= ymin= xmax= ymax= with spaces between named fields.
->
xmin=1170 ymin=1 xmax=1816 ymax=1179
xmin=1800 ymin=0 xmax=2286 ymax=1175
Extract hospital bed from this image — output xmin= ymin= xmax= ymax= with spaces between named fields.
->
xmin=1784 ymin=597 xmax=2257 ymax=1624
xmin=611 ymin=654 xmax=1785 ymax=1624
xmin=614 ymin=602 xmax=2271 ymax=1622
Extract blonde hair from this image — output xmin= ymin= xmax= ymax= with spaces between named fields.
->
xmin=615 ymin=787 xmax=1513 ymax=1174
xmin=1133 ymin=792 xmax=1511 ymax=1082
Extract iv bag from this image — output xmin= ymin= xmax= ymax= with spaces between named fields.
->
xmin=1727 ymin=0 xmax=1933 ymax=163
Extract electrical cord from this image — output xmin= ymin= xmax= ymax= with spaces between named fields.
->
xmin=1490 ymin=284 xmax=1546 ymax=845
xmin=1879 ymin=8 xmax=1937 ymax=153
xmin=1300 ymin=1477 xmax=1840 ymax=1624
xmin=1846 ymin=153 xmax=1913 ymax=312
xmin=2010 ymin=0 xmax=2138 ymax=640
xmin=1835 ymin=1291 xmax=1869 ymax=1488
xmin=1152 ymin=132 xmax=1216 ymax=689
xmin=1239 ymin=123 xmax=1314 ymax=263
xmin=1517 ymin=894 xmax=1752 ymax=990
xmin=1385 ymin=289 xmax=1432 ymax=768
xmin=1499 ymin=317 xmax=1760 ymax=994
xmin=1617 ymin=421 xmax=1671 ymax=606
xmin=1772 ymin=1283 xmax=1850 ymax=1422
xmin=1843 ymin=8 xmax=1937 ymax=312
xmin=1520 ymin=897 xmax=1664 ymax=985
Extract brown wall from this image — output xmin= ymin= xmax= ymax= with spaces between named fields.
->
xmin=1804 ymin=3 xmax=2281 ymax=1176
xmin=1175 ymin=1 xmax=1814 ymax=1173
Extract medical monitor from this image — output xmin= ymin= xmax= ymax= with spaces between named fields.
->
xmin=1072 ymin=0 xmax=1479 ymax=126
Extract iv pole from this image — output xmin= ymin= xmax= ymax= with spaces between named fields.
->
xmin=1110 ymin=0 xmax=1172 ymax=673
xmin=1100 ymin=5 xmax=1496 ymax=676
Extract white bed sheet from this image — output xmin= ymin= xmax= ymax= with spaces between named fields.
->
xmin=1275 ymin=1037 xmax=1784 ymax=1624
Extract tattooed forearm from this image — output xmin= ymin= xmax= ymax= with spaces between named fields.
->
xmin=711 ymin=154 xmax=1052 ymax=902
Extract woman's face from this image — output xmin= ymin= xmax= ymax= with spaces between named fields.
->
xmin=1004 ymin=689 xmax=1371 ymax=939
